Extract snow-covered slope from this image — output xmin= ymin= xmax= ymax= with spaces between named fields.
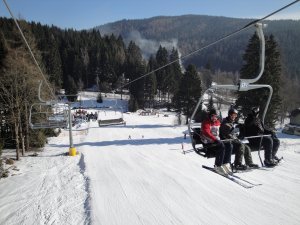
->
xmin=1 ymin=112 xmax=300 ymax=225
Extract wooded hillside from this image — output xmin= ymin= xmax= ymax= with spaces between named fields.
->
xmin=96 ymin=15 xmax=300 ymax=81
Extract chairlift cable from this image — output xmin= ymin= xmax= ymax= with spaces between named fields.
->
xmin=2 ymin=0 xmax=56 ymax=100
xmin=117 ymin=0 xmax=300 ymax=90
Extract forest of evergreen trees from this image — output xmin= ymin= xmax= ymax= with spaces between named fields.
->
xmin=0 ymin=17 xmax=188 ymax=156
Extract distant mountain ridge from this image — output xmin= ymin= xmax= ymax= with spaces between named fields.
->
xmin=95 ymin=15 xmax=300 ymax=79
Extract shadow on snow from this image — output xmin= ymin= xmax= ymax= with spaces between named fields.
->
xmin=48 ymin=136 xmax=187 ymax=148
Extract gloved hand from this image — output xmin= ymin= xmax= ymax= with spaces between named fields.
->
xmin=264 ymin=129 xmax=276 ymax=137
xmin=238 ymin=135 xmax=245 ymax=140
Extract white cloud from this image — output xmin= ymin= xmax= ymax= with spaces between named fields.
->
xmin=269 ymin=11 xmax=300 ymax=20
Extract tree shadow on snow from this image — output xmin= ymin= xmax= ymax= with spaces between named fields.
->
xmin=48 ymin=136 xmax=188 ymax=148
xmin=277 ymin=132 xmax=300 ymax=140
xmin=89 ymin=124 xmax=176 ymax=129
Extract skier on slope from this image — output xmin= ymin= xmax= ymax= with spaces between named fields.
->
xmin=201 ymin=108 xmax=232 ymax=175
xmin=220 ymin=108 xmax=259 ymax=170
xmin=244 ymin=107 xmax=280 ymax=167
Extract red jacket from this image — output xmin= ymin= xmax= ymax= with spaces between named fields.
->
xmin=201 ymin=118 xmax=220 ymax=143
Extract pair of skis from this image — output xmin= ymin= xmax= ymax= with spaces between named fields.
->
xmin=234 ymin=157 xmax=283 ymax=173
xmin=202 ymin=165 xmax=262 ymax=189
xmin=202 ymin=157 xmax=284 ymax=188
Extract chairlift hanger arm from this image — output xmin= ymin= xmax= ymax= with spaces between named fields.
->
xmin=38 ymin=80 xmax=47 ymax=103
xmin=204 ymin=24 xmax=265 ymax=93
xmin=37 ymin=80 xmax=63 ymax=104
xmin=239 ymin=23 xmax=265 ymax=87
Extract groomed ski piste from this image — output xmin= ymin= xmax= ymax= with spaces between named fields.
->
xmin=1 ymin=96 xmax=300 ymax=225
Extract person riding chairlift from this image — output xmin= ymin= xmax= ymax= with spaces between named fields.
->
xmin=201 ymin=109 xmax=232 ymax=175
xmin=220 ymin=108 xmax=259 ymax=170
xmin=244 ymin=107 xmax=280 ymax=167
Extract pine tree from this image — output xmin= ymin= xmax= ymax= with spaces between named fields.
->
xmin=155 ymin=45 xmax=169 ymax=101
xmin=144 ymin=55 xmax=157 ymax=108
xmin=236 ymin=33 xmax=282 ymax=128
xmin=0 ymin=32 xmax=7 ymax=66
xmin=168 ymin=48 xmax=183 ymax=100
xmin=128 ymin=95 xmax=139 ymax=112
xmin=173 ymin=64 xmax=202 ymax=124
xmin=125 ymin=41 xmax=146 ymax=110
xmin=65 ymin=75 xmax=78 ymax=102
xmin=201 ymin=62 xmax=213 ymax=90
xmin=207 ymin=96 xmax=214 ymax=112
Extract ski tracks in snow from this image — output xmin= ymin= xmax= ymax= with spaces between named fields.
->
xmin=82 ymin=120 xmax=238 ymax=225
xmin=0 ymin=135 xmax=90 ymax=225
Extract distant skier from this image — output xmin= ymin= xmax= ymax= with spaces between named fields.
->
xmin=244 ymin=107 xmax=280 ymax=167
xmin=220 ymin=108 xmax=259 ymax=170
xmin=201 ymin=109 xmax=232 ymax=175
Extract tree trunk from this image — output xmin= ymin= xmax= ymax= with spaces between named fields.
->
xmin=14 ymin=121 xmax=20 ymax=160
xmin=21 ymin=135 xmax=25 ymax=156
xmin=19 ymin=116 xmax=25 ymax=156
xmin=177 ymin=113 xmax=182 ymax=125
xmin=185 ymin=116 xmax=189 ymax=125
xmin=25 ymin=103 xmax=30 ymax=151
xmin=158 ymin=89 xmax=161 ymax=102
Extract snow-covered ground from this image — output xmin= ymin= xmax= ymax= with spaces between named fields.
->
xmin=72 ymin=92 xmax=128 ymax=111
xmin=1 ymin=110 xmax=300 ymax=225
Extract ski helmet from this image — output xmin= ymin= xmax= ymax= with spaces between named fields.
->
xmin=209 ymin=108 xmax=217 ymax=116
xmin=228 ymin=108 xmax=238 ymax=116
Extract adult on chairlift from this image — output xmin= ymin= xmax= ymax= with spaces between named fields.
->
xmin=201 ymin=109 xmax=232 ymax=175
xmin=244 ymin=107 xmax=280 ymax=167
xmin=220 ymin=108 xmax=259 ymax=170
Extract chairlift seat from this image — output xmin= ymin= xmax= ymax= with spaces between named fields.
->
xmin=30 ymin=121 xmax=67 ymax=129
xmin=191 ymin=127 xmax=265 ymax=158
xmin=191 ymin=127 xmax=217 ymax=158
xmin=98 ymin=118 xmax=126 ymax=127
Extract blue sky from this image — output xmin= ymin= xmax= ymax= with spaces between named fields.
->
xmin=1 ymin=0 xmax=300 ymax=30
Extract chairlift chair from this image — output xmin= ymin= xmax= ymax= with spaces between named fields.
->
xmin=188 ymin=23 xmax=273 ymax=162
xmin=29 ymin=80 xmax=81 ymax=129
xmin=29 ymin=102 xmax=69 ymax=129
xmin=97 ymin=106 xmax=126 ymax=127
